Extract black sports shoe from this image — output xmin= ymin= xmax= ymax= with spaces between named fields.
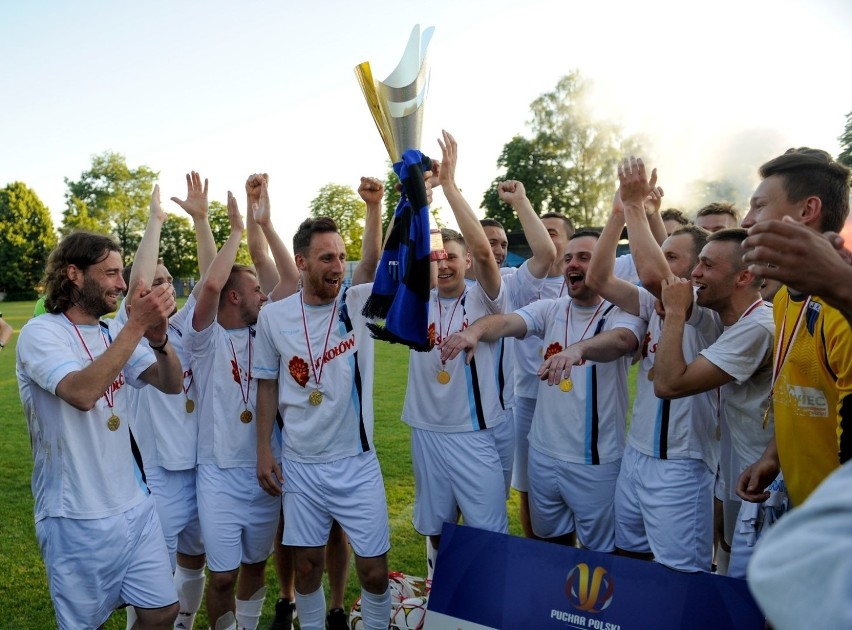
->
xmin=326 ymin=607 xmax=347 ymax=630
xmin=269 ymin=598 xmax=296 ymax=630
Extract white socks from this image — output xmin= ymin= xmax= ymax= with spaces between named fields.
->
xmin=173 ymin=564 xmax=206 ymax=629
xmin=235 ymin=585 xmax=267 ymax=630
xmin=294 ymin=585 xmax=326 ymax=630
xmin=426 ymin=537 xmax=438 ymax=580
xmin=359 ymin=587 xmax=391 ymax=630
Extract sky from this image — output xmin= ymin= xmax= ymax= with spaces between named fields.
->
xmin=2 ymin=0 xmax=851 ymax=246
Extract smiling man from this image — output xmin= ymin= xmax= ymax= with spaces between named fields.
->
xmin=17 ymin=230 xmax=183 ymax=629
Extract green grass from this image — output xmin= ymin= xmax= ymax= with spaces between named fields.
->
xmin=2 ymin=300 xmax=636 ymax=627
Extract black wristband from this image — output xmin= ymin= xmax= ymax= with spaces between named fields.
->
xmin=149 ymin=334 xmax=169 ymax=354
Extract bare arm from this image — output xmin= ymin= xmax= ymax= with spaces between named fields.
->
xmin=192 ymin=192 xmax=246 ymax=333
xmin=351 ymin=177 xmax=384 ymax=285
xmin=440 ymin=313 xmax=528 ymax=364
xmin=646 ymin=186 xmax=668 ymax=246
xmin=245 ymin=173 xmax=278 ymax=295
xmin=252 ymin=178 xmax=299 ymax=301
xmin=619 ymin=158 xmax=670 ymax=298
xmin=438 ymin=130 xmax=501 ymax=300
xmin=255 ymin=378 xmax=283 ymax=496
xmin=55 ymin=283 xmax=179 ymax=409
xmin=171 ymin=171 xmax=216 ymax=298
xmin=127 ymin=185 xmax=167 ymax=303
xmin=498 ymin=180 xmax=556 ymax=278
xmin=0 ymin=317 xmax=12 ymax=348
xmin=587 ymin=190 xmax=641 ymax=315
xmin=538 ymin=327 xmax=638 ymax=386
xmin=653 ymin=277 xmax=731 ymax=398
xmin=737 ymin=437 xmax=780 ymax=503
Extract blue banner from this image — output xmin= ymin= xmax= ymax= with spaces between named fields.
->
xmin=425 ymin=523 xmax=764 ymax=629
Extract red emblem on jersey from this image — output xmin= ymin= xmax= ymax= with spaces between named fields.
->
xmin=641 ymin=330 xmax=651 ymax=358
xmin=288 ymin=356 xmax=309 ymax=388
xmin=427 ymin=322 xmax=436 ymax=348
xmin=231 ymin=359 xmax=241 ymax=384
xmin=544 ymin=342 xmax=563 ymax=360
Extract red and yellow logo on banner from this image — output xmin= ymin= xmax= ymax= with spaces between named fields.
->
xmin=565 ymin=563 xmax=615 ymax=613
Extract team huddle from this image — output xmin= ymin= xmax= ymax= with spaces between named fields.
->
xmin=15 ymin=132 xmax=852 ymax=630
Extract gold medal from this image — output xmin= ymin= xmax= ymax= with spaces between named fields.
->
xmin=647 ymin=367 xmax=655 ymax=381
xmin=309 ymin=389 xmax=324 ymax=406
xmin=240 ymin=409 xmax=253 ymax=423
xmin=107 ymin=414 xmax=120 ymax=431
xmin=185 ymin=399 xmax=195 ymax=413
xmin=437 ymin=370 xmax=451 ymax=385
xmin=559 ymin=378 xmax=573 ymax=393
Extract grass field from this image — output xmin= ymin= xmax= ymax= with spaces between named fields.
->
xmin=1 ymin=299 xmax=636 ymax=628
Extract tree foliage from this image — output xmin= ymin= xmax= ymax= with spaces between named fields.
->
xmin=309 ymin=184 xmax=366 ymax=260
xmin=839 ymin=110 xmax=852 ymax=169
xmin=208 ymin=201 xmax=252 ymax=266
xmin=0 ymin=182 xmax=57 ymax=299
xmin=383 ymin=163 xmax=446 ymax=235
xmin=483 ymin=71 xmax=642 ymax=230
xmin=159 ymin=215 xmax=198 ymax=280
xmin=61 ymin=152 xmax=158 ymax=264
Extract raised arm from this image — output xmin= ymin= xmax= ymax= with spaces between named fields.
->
xmin=245 ymin=173 xmax=278 ymax=295
xmin=619 ymin=158 xmax=670 ymax=298
xmin=538 ymin=327 xmax=639 ymax=386
xmin=171 ymin=171 xmax=216 ymax=297
xmin=127 ymin=185 xmax=167 ymax=303
xmin=653 ymin=276 xmax=730 ymax=399
xmin=497 ymin=180 xmax=556 ymax=278
xmin=192 ymin=191 xmax=245 ymax=333
xmin=253 ymin=178 xmax=299 ymax=301
xmin=439 ymin=130 xmax=501 ymax=299
xmin=587 ymin=189 xmax=641 ymax=315
xmin=351 ymin=176 xmax=384 ymax=285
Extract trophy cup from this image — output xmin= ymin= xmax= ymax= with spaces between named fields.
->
xmin=357 ymin=25 xmax=437 ymax=351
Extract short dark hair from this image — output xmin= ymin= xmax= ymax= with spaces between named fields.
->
xmin=670 ymin=224 xmax=710 ymax=261
xmin=570 ymin=228 xmax=601 ymax=241
xmin=661 ymin=208 xmax=690 ymax=226
xmin=122 ymin=257 xmax=165 ymax=286
xmin=293 ymin=217 xmax=339 ymax=255
xmin=540 ymin=212 xmax=575 ymax=238
xmin=42 ymin=231 xmax=121 ymax=314
xmin=706 ymin=227 xmax=748 ymax=270
xmin=219 ymin=265 xmax=258 ymax=308
xmin=759 ymin=147 xmax=851 ymax=233
xmin=441 ymin=228 xmax=465 ymax=249
xmin=480 ymin=218 xmax=504 ymax=231
xmin=696 ymin=202 xmax=739 ymax=222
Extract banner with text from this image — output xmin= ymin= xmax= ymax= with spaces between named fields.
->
xmin=425 ymin=523 xmax=763 ymax=629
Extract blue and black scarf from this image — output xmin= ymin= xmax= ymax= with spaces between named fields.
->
xmin=362 ymin=149 xmax=432 ymax=351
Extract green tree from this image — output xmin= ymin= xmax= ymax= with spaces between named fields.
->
xmin=159 ymin=215 xmax=198 ymax=280
xmin=839 ymin=110 xmax=852 ymax=169
xmin=0 ymin=182 xmax=57 ymax=299
xmin=483 ymin=71 xmax=642 ymax=230
xmin=208 ymin=201 xmax=252 ymax=266
xmin=61 ymin=152 xmax=159 ymax=264
xmin=309 ymin=184 xmax=366 ymax=260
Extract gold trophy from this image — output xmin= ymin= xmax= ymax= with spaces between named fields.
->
xmin=354 ymin=24 xmax=435 ymax=161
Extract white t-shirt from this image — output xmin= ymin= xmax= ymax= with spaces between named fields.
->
xmin=188 ymin=314 xmax=280 ymax=468
xmin=514 ymin=255 xmax=637 ymax=399
xmin=700 ymin=301 xmax=774 ymax=499
xmin=627 ymin=287 xmax=723 ymax=471
xmin=253 ymin=284 xmax=376 ymax=463
xmin=17 ymin=314 xmax=156 ymax=520
xmin=116 ymin=296 xmax=199 ymax=471
xmin=403 ymin=282 xmax=511 ymax=432
xmin=517 ymin=297 xmax=645 ymax=464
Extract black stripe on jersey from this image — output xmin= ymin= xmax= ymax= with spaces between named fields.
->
xmin=469 ymin=357 xmax=488 ymax=430
xmin=840 ymin=394 xmax=852 ymax=465
xmin=820 ymin=321 xmax=839 ymax=382
xmin=340 ymin=289 xmax=370 ymax=453
xmin=659 ymin=399 xmax=671 ymax=459
xmin=497 ymin=338 xmax=506 ymax=410
xmin=129 ymin=427 xmax=149 ymax=493
xmin=590 ymin=365 xmax=600 ymax=465
xmin=275 ymin=410 xmax=284 ymax=431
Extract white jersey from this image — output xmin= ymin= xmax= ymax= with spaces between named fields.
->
xmin=116 ymin=296 xmax=199 ymax=471
xmin=188 ymin=315 xmax=280 ymax=468
xmin=514 ymin=255 xmax=636 ymax=399
xmin=517 ymin=297 xmax=645 ymax=464
xmin=628 ymin=287 xmax=723 ymax=471
xmin=17 ymin=314 xmax=156 ymax=521
xmin=700 ymin=301 xmax=774 ymax=499
xmin=253 ymin=283 xmax=376 ymax=463
xmin=403 ymin=282 xmax=511 ymax=432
